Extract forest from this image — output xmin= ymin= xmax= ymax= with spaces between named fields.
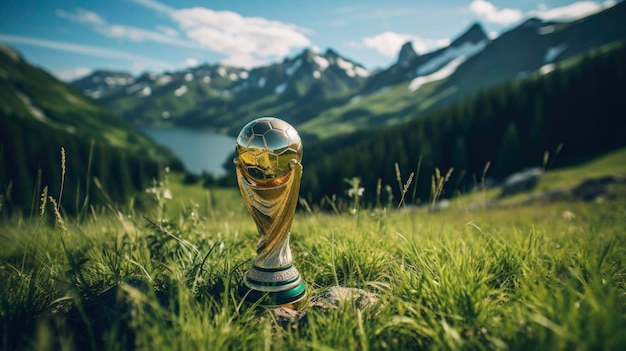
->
xmin=299 ymin=43 xmax=626 ymax=207
xmin=0 ymin=116 xmax=183 ymax=215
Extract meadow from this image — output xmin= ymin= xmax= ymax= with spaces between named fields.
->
xmin=1 ymin=148 xmax=625 ymax=350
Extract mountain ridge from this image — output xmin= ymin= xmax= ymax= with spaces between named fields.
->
xmin=69 ymin=2 xmax=626 ymax=139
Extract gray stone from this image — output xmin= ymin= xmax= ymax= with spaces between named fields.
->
xmin=271 ymin=307 xmax=307 ymax=330
xmin=500 ymin=167 xmax=543 ymax=198
xmin=310 ymin=286 xmax=378 ymax=311
xmin=571 ymin=175 xmax=625 ymax=201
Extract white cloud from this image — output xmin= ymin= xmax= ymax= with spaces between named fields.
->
xmin=53 ymin=67 xmax=91 ymax=81
xmin=130 ymin=0 xmax=175 ymax=15
xmin=363 ymin=31 xmax=449 ymax=57
xmin=171 ymin=7 xmax=311 ymax=67
xmin=56 ymin=8 xmax=105 ymax=26
xmin=531 ymin=1 xmax=616 ymax=21
xmin=469 ymin=1 xmax=617 ymax=28
xmin=363 ymin=32 xmax=413 ymax=57
xmin=0 ymin=34 xmax=174 ymax=70
xmin=156 ymin=25 xmax=180 ymax=37
xmin=184 ymin=57 xmax=198 ymax=67
xmin=57 ymin=8 xmax=195 ymax=48
xmin=127 ymin=0 xmax=317 ymax=68
xmin=469 ymin=0 xmax=523 ymax=25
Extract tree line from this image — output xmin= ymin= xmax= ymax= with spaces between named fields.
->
xmin=0 ymin=116 xmax=183 ymax=216
xmin=299 ymin=44 xmax=626 ymax=208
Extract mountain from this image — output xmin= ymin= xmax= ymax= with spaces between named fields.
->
xmin=361 ymin=22 xmax=489 ymax=95
xmin=300 ymin=1 xmax=626 ymax=138
xmin=0 ymin=43 xmax=183 ymax=214
xmin=74 ymin=49 xmax=369 ymax=137
xmin=71 ymin=2 xmax=626 ymax=140
xmin=71 ymin=70 xmax=135 ymax=99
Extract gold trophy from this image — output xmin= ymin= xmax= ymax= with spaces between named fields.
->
xmin=234 ymin=117 xmax=306 ymax=308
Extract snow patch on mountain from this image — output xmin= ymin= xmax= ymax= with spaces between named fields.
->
xmin=417 ymin=40 xmax=486 ymax=76
xmin=337 ymin=57 xmax=368 ymax=77
xmin=409 ymin=56 xmax=466 ymax=92
xmin=350 ymin=95 xmax=362 ymax=104
xmin=286 ymin=59 xmax=302 ymax=76
xmin=540 ymin=64 xmax=555 ymax=75
xmin=174 ymin=85 xmax=188 ymax=97
xmin=312 ymin=70 xmax=321 ymax=79
xmin=86 ymin=90 xmax=103 ymax=99
xmin=125 ymin=83 xmax=144 ymax=95
xmin=140 ymin=86 xmax=152 ymax=97
xmin=538 ymin=25 xmax=555 ymax=35
xmin=275 ymin=82 xmax=287 ymax=94
xmin=105 ymin=76 xmax=134 ymax=86
xmin=184 ymin=73 xmax=193 ymax=81
xmin=15 ymin=89 xmax=76 ymax=133
xmin=544 ymin=43 xmax=568 ymax=63
xmin=203 ymin=76 xmax=211 ymax=84
xmin=354 ymin=66 xmax=369 ymax=77
xmin=258 ymin=77 xmax=267 ymax=88
xmin=15 ymin=90 xmax=49 ymax=123
xmin=313 ymin=55 xmax=330 ymax=71
xmin=239 ymin=71 xmax=249 ymax=79
xmin=155 ymin=75 xmax=172 ymax=86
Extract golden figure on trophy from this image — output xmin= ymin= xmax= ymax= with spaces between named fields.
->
xmin=234 ymin=117 xmax=306 ymax=308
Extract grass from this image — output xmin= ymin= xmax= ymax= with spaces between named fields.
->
xmin=1 ymin=149 xmax=625 ymax=350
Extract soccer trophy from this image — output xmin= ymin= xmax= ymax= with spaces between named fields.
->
xmin=234 ymin=117 xmax=306 ymax=308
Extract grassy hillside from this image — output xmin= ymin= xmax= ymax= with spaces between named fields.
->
xmin=0 ymin=43 xmax=183 ymax=214
xmin=1 ymin=146 xmax=624 ymax=350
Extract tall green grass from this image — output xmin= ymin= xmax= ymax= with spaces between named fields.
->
xmin=1 ymin=149 xmax=625 ymax=350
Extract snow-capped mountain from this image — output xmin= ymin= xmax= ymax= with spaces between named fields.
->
xmin=72 ymin=48 xmax=369 ymax=133
xmin=361 ymin=22 xmax=489 ymax=95
xmin=71 ymin=1 xmax=626 ymax=139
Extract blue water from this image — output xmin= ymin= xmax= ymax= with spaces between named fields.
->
xmin=142 ymin=127 xmax=235 ymax=176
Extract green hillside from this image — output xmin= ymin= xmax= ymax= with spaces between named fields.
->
xmin=0 ymin=43 xmax=183 ymax=214
xmin=299 ymin=43 xmax=626 ymax=206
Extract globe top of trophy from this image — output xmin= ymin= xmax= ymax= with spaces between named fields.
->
xmin=235 ymin=117 xmax=302 ymax=186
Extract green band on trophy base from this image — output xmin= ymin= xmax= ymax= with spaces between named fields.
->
xmin=238 ymin=279 xmax=306 ymax=307
xmin=234 ymin=117 xmax=307 ymax=308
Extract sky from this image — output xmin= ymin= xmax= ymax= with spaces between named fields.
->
xmin=0 ymin=0 xmax=619 ymax=81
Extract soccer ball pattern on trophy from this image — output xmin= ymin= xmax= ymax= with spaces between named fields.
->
xmin=235 ymin=117 xmax=303 ymax=186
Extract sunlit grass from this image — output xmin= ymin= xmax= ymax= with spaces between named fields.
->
xmin=1 ymin=150 xmax=625 ymax=350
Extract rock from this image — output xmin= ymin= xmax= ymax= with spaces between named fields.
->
xmin=432 ymin=199 xmax=450 ymax=211
xmin=271 ymin=307 xmax=307 ymax=330
xmin=310 ymin=286 xmax=378 ymax=311
xmin=521 ymin=188 xmax=570 ymax=205
xmin=500 ymin=167 xmax=543 ymax=198
xmin=571 ymin=175 xmax=625 ymax=201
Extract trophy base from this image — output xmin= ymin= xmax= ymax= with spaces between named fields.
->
xmin=238 ymin=264 xmax=306 ymax=308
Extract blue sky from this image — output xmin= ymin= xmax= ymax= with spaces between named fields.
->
xmin=0 ymin=0 xmax=619 ymax=81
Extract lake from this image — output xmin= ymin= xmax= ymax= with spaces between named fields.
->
xmin=142 ymin=127 xmax=235 ymax=176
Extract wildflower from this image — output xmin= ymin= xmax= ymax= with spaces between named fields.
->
xmin=164 ymin=189 xmax=173 ymax=200
xmin=348 ymin=187 xmax=365 ymax=198
xmin=562 ymin=210 xmax=575 ymax=221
